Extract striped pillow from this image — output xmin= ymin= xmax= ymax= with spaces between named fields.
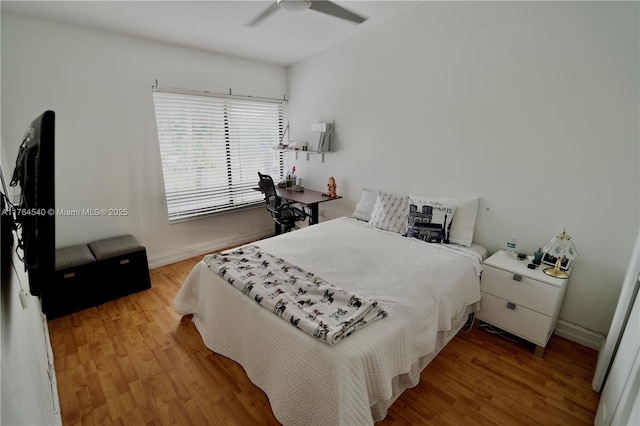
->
xmin=369 ymin=191 xmax=408 ymax=233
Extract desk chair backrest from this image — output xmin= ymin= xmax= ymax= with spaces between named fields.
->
xmin=258 ymin=172 xmax=280 ymax=212
xmin=258 ymin=172 xmax=307 ymax=234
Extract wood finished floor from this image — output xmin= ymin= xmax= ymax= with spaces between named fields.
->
xmin=49 ymin=256 xmax=600 ymax=425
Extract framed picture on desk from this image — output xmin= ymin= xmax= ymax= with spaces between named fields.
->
xmin=542 ymin=253 xmax=570 ymax=271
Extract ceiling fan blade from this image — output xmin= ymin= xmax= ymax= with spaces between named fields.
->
xmin=247 ymin=1 xmax=280 ymax=26
xmin=308 ymin=1 xmax=367 ymax=24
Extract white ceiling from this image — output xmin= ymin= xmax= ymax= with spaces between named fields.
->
xmin=1 ymin=1 xmax=423 ymax=66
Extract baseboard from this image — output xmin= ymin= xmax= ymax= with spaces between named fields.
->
xmin=554 ymin=319 xmax=605 ymax=351
xmin=41 ymin=311 xmax=62 ymax=425
xmin=147 ymin=228 xmax=274 ymax=269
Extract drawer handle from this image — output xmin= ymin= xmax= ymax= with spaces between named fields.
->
xmin=120 ymin=259 xmax=130 ymax=265
xmin=512 ymin=274 xmax=522 ymax=282
xmin=507 ymin=302 xmax=517 ymax=310
xmin=63 ymin=272 xmax=76 ymax=279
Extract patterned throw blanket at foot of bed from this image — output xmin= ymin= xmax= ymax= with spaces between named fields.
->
xmin=204 ymin=245 xmax=387 ymax=345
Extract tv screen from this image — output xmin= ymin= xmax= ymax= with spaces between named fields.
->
xmin=9 ymin=110 xmax=55 ymax=297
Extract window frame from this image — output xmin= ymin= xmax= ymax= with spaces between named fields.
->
xmin=152 ymin=86 xmax=287 ymax=223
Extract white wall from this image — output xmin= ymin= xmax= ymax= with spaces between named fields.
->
xmin=0 ymin=247 xmax=61 ymax=426
xmin=287 ymin=1 xmax=639 ymax=336
xmin=1 ymin=12 xmax=286 ymax=266
xmin=1 ymin=136 xmax=60 ymax=425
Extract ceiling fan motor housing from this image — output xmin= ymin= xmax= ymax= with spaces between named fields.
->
xmin=278 ymin=0 xmax=312 ymax=12
xmin=249 ymin=0 xmax=366 ymax=26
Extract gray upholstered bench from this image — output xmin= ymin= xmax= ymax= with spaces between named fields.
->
xmin=88 ymin=234 xmax=151 ymax=304
xmin=43 ymin=244 xmax=99 ymax=319
xmin=88 ymin=234 xmax=144 ymax=261
xmin=56 ymin=244 xmax=96 ymax=271
xmin=44 ymin=234 xmax=151 ymax=319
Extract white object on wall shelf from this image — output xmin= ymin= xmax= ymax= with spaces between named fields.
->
xmin=310 ymin=122 xmax=333 ymax=153
xmin=276 ymin=121 xmax=335 ymax=162
xmin=475 ymin=249 xmax=569 ymax=357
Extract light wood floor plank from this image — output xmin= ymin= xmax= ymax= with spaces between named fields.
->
xmin=49 ymin=255 xmax=600 ymax=425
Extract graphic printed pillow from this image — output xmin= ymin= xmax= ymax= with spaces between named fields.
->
xmin=369 ymin=191 xmax=408 ymax=233
xmin=405 ymin=197 xmax=456 ymax=244
xmin=409 ymin=195 xmax=479 ymax=247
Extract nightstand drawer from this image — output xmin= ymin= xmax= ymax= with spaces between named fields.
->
xmin=481 ymin=265 xmax=560 ymax=316
xmin=478 ymin=292 xmax=554 ymax=346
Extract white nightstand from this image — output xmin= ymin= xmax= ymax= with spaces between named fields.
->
xmin=476 ymin=250 xmax=569 ymax=357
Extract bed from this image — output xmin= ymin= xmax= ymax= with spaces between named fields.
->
xmin=174 ymin=191 xmax=485 ymax=425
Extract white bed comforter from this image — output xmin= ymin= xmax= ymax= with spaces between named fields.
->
xmin=174 ymin=217 xmax=482 ymax=425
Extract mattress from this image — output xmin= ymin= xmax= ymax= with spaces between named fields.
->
xmin=174 ymin=217 xmax=484 ymax=425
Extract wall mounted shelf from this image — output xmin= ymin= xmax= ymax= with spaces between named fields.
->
xmin=276 ymin=121 xmax=334 ymax=163
xmin=278 ymin=148 xmax=330 ymax=163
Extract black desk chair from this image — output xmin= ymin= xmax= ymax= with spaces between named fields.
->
xmin=258 ymin=172 xmax=308 ymax=234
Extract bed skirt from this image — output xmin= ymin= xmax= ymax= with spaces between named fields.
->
xmin=369 ymin=302 xmax=479 ymax=421
xmin=178 ymin=258 xmax=479 ymax=425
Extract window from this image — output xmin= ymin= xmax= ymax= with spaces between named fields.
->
xmin=152 ymin=87 xmax=287 ymax=222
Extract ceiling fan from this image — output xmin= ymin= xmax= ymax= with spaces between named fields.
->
xmin=248 ymin=0 xmax=367 ymax=26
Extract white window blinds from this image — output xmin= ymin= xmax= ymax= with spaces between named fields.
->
xmin=152 ymin=88 xmax=286 ymax=222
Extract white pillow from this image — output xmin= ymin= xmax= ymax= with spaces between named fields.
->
xmin=369 ymin=191 xmax=408 ymax=233
xmin=351 ymin=188 xmax=378 ymax=222
xmin=409 ymin=195 xmax=479 ymax=247
xmin=406 ymin=197 xmax=456 ymax=244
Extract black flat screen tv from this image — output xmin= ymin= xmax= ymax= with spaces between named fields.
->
xmin=9 ymin=110 xmax=55 ymax=297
